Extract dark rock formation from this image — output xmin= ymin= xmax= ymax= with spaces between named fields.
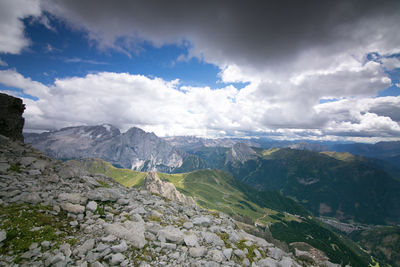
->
xmin=0 ymin=93 xmax=25 ymax=142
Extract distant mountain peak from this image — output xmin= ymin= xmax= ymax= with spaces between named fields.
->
xmin=24 ymin=124 xmax=182 ymax=172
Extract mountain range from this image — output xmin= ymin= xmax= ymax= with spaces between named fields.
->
xmin=24 ymin=124 xmax=203 ymax=173
xmin=25 ymin=124 xmax=400 ymax=225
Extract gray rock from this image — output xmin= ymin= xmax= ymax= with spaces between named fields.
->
xmin=0 ymin=162 xmax=9 ymax=173
xmin=242 ymin=258 xmax=251 ymax=267
xmin=86 ymin=251 xmax=101 ymax=263
xmin=28 ymin=169 xmax=41 ymax=175
xmin=117 ymin=198 xmax=129 ymax=205
xmin=41 ymin=240 xmax=50 ymax=249
xmin=189 ymin=247 xmax=207 ymax=257
xmin=51 ymin=252 xmax=65 ymax=265
xmin=160 ymin=242 xmax=177 ymax=250
xmin=0 ymin=230 xmax=6 ymax=242
xmin=91 ymin=262 xmax=105 ymax=267
xmin=19 ymin=157 xmax=36 ymax=167
xmin=193 ymin=216 xmax=212 ymax=227
xmin=234 ymin=249 xmax=245 ymax=259
xmin=204 ymin=261 xmax=220 ymax=267
xmin=59 ymin=243 xmax=71 ymax=258
xmin=201 ymin=231 xmax=224 ymax=246
xmin=258 ymin=258 xmax=278 ymax=267
xmin=61 ymin=203 xmax=85 ymax=214
xmin=158 ymin=225 xmax=184 ymax=244
xmin=104 ymin=220 xmax=146 ymax=248
xmin=101 ymin=235 xmax=117 ymax=243
xmin=210 ymin=249 xmax=224 ymax=262
xmin=58 ymin=193 xmax=87 ymax=204
xmin=87 ymin=188 xmax=123 ymax=202
xmin=183 ymin=221 xmax=194 ymax=229
xmin=26 ymin=192 xmax=41 ymax=204
xmin=110 ymin=253 xmax=125 ymax=265
xmin=223 ymin=248 xmax=232 ymax=260
xmin=94 ymin=243 xmax=110 ymax=253
xmin=31 ymin=160 xmax=49 ymax=171
xmin=111 ymin=240 xmax=128 ymax=253
xmin=77 ymin=239 xmax=95 ymax=256
xmin=270 ymin=247 xmax=285 ymax=261
xmin=227 ymin=230 xmax=240 ymax=243
xmin=279 ymin=256 xmax=301 ymax=267
xmin=132 ymin=206 xmax=147 ymax=214
xmin=29 ymin=242 xmax=38 ymax=250
xmin=184 ymin=234 xmax=199 ymax=247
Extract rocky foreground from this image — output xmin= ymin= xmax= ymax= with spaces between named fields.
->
xmin=0 ymin=134 xmax=342 ymax=267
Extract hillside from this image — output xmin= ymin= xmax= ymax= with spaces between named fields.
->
xmin=332 ymin=141 xmax=400 ymax=166
xmin=349 ymin=225 xmax=400 ymax=266
xmin=226 ymin=147 xmax=400 ymax=225
xmin=75 ymin=158 xmax=377 ymax=267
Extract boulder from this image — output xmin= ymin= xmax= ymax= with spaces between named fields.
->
xmin=158 ymin=225 xmax=184 ymax=244
xmin=104 ymin=221 xmax=146 ymax=248
xmin=61 ymin=203 xmax=85 ymax=214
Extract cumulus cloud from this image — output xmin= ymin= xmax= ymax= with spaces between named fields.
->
xmin=1 ymin=69 xmax=399 ymax=142
xmin=382 ymin=57 xmax=400 ymax=70
xmin=315 ymin=97 xmax=400 ymax=138
xmin=0 ymin=0 xmax=42 ymax=54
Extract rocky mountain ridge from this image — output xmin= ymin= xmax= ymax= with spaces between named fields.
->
xmin=24 ymin=125 xmax=184 ymax=172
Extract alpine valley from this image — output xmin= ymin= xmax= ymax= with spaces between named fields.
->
xmin=23 ymin=121 xmax=400 ymax=266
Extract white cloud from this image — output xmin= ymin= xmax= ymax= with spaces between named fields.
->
xmin=382 ymin=57 xmax=400 ymax=70
xmin=0 ymin=0 xmax=42 ymax=54
xmin=315 ymin=97 xmax=400 ymax=138
xmin=1 ymin=69 xmax=399 ymax=142
xmin=0 ymin=69 xmax=50 ymax=98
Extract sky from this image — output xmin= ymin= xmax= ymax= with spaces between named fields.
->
xmin=0 ymin=0 xmax=400 ymax=143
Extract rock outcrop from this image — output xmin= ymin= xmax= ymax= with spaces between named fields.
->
xmin=225 ymin=142 xmax=258 ymax=165
xmin=143 ymin=171 xmax=195 ymax=205
xmin=0 ymin=93 xmax=25 ymax=142
xmin=0 ymin=135 xmax=315 ymax=267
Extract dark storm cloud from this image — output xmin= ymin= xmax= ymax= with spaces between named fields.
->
xmin=44 ymin=0 xmax=400 ymax=70
xmin=1 ymin=0 xmax=399 ymax=141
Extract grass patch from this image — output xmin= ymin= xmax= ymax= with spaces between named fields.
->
xmin=0 ymin=204 xmax=74 ymax=263
xmin=147 ymin=215 xmax=162 ymax=222
xmin=72 ymin=158 xmax=146 ymax=187
xmin=217 ymin=232 xmax=231 ymax=248
xmin=8 ymin=164 xmax=21 ymax=172
xmin=236 ymin=239 xmax=259 ymax=263
xmin=97 ymin=180 xmax=111 ymax=188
